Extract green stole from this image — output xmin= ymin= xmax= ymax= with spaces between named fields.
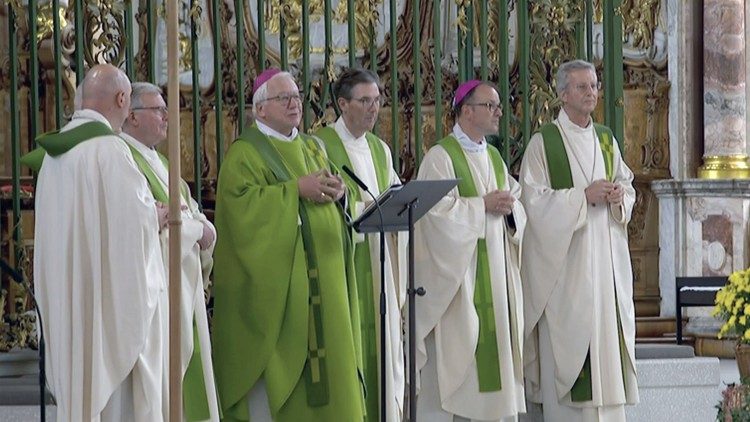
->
xmin=126 ymin=144 xmax=211 ymax=421
xmin=21 ymin=121 xmax=115 ymax=172
xmin=315 ymin=125 xmax=389 ymax=420
xmin=437 ymin=135 xmax=506 ymax=392
xmin=539 ymin=122 xmax=627 ymax=402
xmin=540 ymin=123 xmax=614 ymax=186
xmin=239 ymin=125 xmax=358 ymax=408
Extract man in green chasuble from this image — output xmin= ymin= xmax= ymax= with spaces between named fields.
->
xmin=313 ymin=68 xmax=405 ymax=422
xmin=519 ymin=60 xmax=638 ymax=421
xmin=211 ymin=68 xmax=365 ymax=422
xmin=414 ymin=80 xmax=527 ymax=421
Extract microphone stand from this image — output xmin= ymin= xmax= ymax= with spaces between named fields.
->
xmin=342 ymin=165 xmax=388 ymax=422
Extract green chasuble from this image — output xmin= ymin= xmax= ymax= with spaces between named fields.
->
xmin=437 ymin=135 xmax=507 ymax=392
xmin=125 ymin=144 xmax=212 ymax=421
xmin=212 ymin=124 xmax=365 ymax=422
xmin=539 ymin=122 xmax=627 ymax=402
xmin=314 ymin=126 xmax=389 ymax=422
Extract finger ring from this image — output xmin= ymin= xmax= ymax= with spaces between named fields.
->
xmin=321 ymin=192 xmax=326 ymax=199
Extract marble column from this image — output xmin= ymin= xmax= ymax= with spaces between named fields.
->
xmin=655 ymin=0 xmax=750 ymax=325
xmin=700 ymin=0 xmax=750 ymax=178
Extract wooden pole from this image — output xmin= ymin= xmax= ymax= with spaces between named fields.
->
xmin=166 ymin=0 xmax=182 ymax=419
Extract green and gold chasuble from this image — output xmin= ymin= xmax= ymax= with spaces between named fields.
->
xmin=315 ymin=126 xmax=389 ymax=421
xmin=436 ymin=135 xmax=506 ymax=393
xmin=212 ymin=124 xmax=365 ymax=421
xmin=539 ymin=122 xmax=627 ymax=402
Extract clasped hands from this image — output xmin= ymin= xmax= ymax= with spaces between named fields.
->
xmin=155 ymin=202 xmax=214 ymax=250
xmin=483 ymin=190 xmax=515 ymax=215
xmin=298 ymin=169 xmax=345 ymax=204
xmin=584 ymin=179 xmax=624 ymax=206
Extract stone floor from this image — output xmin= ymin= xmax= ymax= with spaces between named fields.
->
xmin=0 ymin=357 xmax=742 ymax=421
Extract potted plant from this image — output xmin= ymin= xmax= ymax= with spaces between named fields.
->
xmin=716 ymin=381 xmax=750 ymax=421
xmin=714 ymin=268 xmax=750 ymax=379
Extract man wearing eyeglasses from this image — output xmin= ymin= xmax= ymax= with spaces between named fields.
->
xmin=119 ymin=82 xmax=220 ymax=421
xmin=313 ymin=67 xmax=405 ymax=422
xmin=31 ymin=65 xmax=169 ymax=420
xmin=414 ymin=80 xmax=527 ymax=421
xmin=212 ymin=68 xmax=365 ymax=421
xmin=519 ymin=59 xmax=638 ymax=421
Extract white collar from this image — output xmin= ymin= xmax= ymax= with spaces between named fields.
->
xmin=71 ymin=109 xmax=114 ymax=130
xmin=558 ymin=108 xmax=594 ymax=134
xmin=334 ymin=116 xmax=367 ymax=143
xmin=119 ymin=132 xmax=161 ymax=162
xmin=255 ymin=119 xmax=299 ymax=142
xmin=452 ymin=123 xmax=487 ymax=153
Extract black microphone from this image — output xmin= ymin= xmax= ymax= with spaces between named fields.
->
xmin=342 ymin=165 xmax=370 ymax=193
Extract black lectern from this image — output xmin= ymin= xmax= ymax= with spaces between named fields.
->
xmin=352 ymin=179 xmax=458 ymax=422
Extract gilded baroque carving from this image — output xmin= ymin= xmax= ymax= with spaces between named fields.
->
xmin=628 ymin=182 xmax=649 ymax=242
xmin=257 ymin=0 xmax=383 ymax=58
xmin=83 ymin=1 xmax=127 ymax=67
xmin=594 ymin=0 xmax=661 ymax=49
xmin=0 ymin=0 xmax=673 ymax=332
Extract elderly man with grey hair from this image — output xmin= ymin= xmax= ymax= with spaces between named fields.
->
xmin=212 ymin=68 xmax=365 ymax=421
xmin=120 ymin=82 xmax=220 ymax=421
xmin=519 ymin=59 xmax=638 ymax=421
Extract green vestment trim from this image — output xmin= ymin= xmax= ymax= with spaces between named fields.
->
xmin=315 ymin=125 xmax=390 ymax=421
xmin=240 ymin=126 xmax=331 ymax=407
xmin=539 ymin=123 xmax=614 ymax=188
xmin=437 ymin=135 xmax=506 ymax=392
xmin=125 ymin=143 xmax=210 ymax=420
xmin=125 ymin=145 xmax=190 ymax=203
xmin=21 ymin=121 xmax=115 ymax=172
xmin=539 ymin=122 xmax=624 ymax=402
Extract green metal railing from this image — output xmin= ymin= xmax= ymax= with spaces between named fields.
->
xmin=3 ymin=0 xmax=626 ymax=306
xmin=603 ymin=0 xmax=625 ymax=153
xmin=213 ymin=0 xmax=224 ymax=169
xmin=236 ymin=0 xmax=246 ymax=131
xmin=52 ymin=0 xmax=63 ymax=126
xmin=433 ymin=0 xmax=443 ymax=140
xmin=8 ymin=0 xmax=22 ymax=274
xmin=191 ymin=0 xmax=203 ymax=206
xmin=28 ymin=1 xmax=39 ymax=147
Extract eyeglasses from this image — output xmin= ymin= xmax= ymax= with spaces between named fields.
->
xmin=132 ymin=106 xmax=168 ymax=116
xmin=261 ymin=91 xmax=304 ymax=105
xmin=466 ymin=102 xmax=502 ymax=113
xmin=572 ymin=82 xmax=601 ymax=93
xmin=350 ymin=96 xmax=382 ymax=108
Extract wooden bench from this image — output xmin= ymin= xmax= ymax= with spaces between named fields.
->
xmin=675 ymin=276 xmax=728 ymax=344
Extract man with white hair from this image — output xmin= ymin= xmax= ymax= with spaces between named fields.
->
xmin=212 ymin=68 xmax=365 ymax=421
xmin=120 ymin=82 xmax=220 ymax=421
xmin=520 ymin=59 xmax=639 ymax=421
xmin=33 ymin=64 xmax=168 ymax=421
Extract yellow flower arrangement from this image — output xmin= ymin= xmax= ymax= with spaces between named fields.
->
xmin=714 ymin=269 xmax=750 ymax=343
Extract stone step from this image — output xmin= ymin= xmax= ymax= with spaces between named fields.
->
xmin=0 ymin=350 xmax=54 ymax=406
xmin=636 ymin=316 xmax=684 ymax=338
xmin=636 ymin=336 xmax=694 ymax=346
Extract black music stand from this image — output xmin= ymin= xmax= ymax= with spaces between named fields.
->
xmin=352 ymin=179 xmax=457 ymax=422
